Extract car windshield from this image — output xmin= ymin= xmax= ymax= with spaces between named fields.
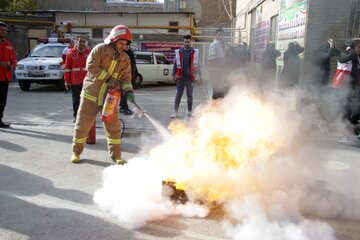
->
xmin=30 ymin=45 xmax=66 ymax=58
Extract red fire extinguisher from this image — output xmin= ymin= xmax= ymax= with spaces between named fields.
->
xmin=100 ymin=89 xmax=121 ymax=123
xmin=86 ymin=121 xmax=96 ymax=144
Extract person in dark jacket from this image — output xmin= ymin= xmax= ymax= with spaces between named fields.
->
xmin=119 ymin=42 xmax=138 ymax=115
xmin=260 ymin=43 xmax=281 ymax=92
xmin=338 ymin=38 xmax=360 ymax=125
xmin=262 ymin=43 xmax=281 ymax=78
xmin=241 ymin=42 xmax=251 ymax=63
xmin=313 ymin=39 xmax=340 ymax=87
xmin=338 ymin=39 xmax=360 ymax=88
xmin=279 ymin=41 xmax=304 ymax=89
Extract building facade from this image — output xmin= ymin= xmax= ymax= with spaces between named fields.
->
xmin=37 ymin=0 xmax=163 ymax=12
xmin=235 ymin=0 xmax=360 ymax=85
xmin=0 ymin=10 xmax=194 ymax=59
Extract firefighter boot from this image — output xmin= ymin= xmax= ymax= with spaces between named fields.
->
xmin=115 ymin=157 xmax=127 ymax=165
xmin=71 ymin=154 xmax=81 ymax=163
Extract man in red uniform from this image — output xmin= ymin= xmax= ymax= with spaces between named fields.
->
xmin=64 ymin=36 xmax=90 ymax=120
xmin=0 ymin=22 xmax=16 ymax=128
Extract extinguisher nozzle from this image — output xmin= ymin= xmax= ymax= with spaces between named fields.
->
xmin=132 ymin=101 xmax=143 ymax=111
xmin=132 ymin=101 xmax=147 ymax=118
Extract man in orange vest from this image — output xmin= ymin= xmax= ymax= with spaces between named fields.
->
xmin=171 ymin=35 xmax=199 ymax=118
xmin=64 ymin=36 xmax=90 ymax=121
xmin=0 ymin=22 xmax=16 ymax=128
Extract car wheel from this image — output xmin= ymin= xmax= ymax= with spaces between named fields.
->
xmin=57 ymin=79 xmax=66 ymax=91
xmin=132 ymin=74 xmax=142 ymax=89
xmin=18 ymin=80 xmax=31 ymax=91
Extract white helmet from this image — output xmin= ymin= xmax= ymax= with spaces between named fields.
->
xmin=104 ymin=25 xmax=132 ymax=44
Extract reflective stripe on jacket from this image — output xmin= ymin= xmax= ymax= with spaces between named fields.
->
xmin=0 ymin=39 xmax=16 ymax=81
xmin=174 ymin=47 xmax=199 ymax=81
xmin=82 ymin=43 xmax=132 ymax=106
xmin=64 ymin=48 xmax=90 ymax=85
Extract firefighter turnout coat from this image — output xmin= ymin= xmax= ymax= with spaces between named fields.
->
xmin=73 ymin=43 xmax=133 ymax=160
xmin=64 ymin=48 xmax=90 ymax=85
xmin=0 ymin=39 xmax=16 ymax=81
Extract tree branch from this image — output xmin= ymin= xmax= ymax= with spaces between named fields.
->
xmin=221 ymin=0 xmax=233 ymax=20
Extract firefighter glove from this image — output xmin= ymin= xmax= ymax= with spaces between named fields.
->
xmin=126 ymin=91 xmax=135 ymax=103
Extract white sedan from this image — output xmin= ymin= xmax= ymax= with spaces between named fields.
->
xmin=15 ymin=40 xmax=67 ymax=91
xmin=133 ymin=51 xmax=174 ymax=88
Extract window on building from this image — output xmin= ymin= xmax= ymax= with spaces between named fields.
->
xmin=179 ymin=0 xmax=187 ymax=9
xmin=168 ymin=21 xmax=179 ymax=34
xmin=92 ymin=28 xmax=103 ymax=39
xmin=270 ymin=15 xmax=278 ymax=42
xmin=347 ymin=0 xmax=360 ymax=39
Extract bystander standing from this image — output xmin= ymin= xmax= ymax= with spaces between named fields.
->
xmin=0 ymin=22 xmax=16 ymax=128
xmin=171 ymin=35 xmax=199 ymax=118
xmin=119 ymin=42 xmax=138 ymax=115
xmin=62 ymin=39 xmax=74 ymax=62
xmin=64 ymin=36 xmax=90 ymax=121
xmin=208 ymin=28 xmax=227 ymax=99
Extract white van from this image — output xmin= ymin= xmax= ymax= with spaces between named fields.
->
xmin=133 ymin=51 xmax=174 ymax=88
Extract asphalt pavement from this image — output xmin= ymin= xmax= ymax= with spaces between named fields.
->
xmin=0 ymin=80 xmax=360 ymax=240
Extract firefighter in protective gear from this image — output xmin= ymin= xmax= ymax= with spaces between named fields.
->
xmin=64 ymin=36 xmax=90 ymax=120
xmin=71 ymin=25 xmax=134 ymax=164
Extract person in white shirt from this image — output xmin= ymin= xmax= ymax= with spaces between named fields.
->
xmin=208 ymin=28 xmax=227 ymax=99
xmin=61 ymin=39 xmax=75 ymax=62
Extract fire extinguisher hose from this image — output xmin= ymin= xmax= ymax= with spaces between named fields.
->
xmin=120 ymin=118 xmax=125 ymax=138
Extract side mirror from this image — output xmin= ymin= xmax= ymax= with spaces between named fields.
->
xmin=164 ymin=60 xmax=170 ymax=64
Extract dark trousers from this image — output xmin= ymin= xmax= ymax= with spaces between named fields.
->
xmin=119 ymin=91 xmax=129 ymax=110
xmin=174 ymin=79 xmax=194 ymax=112
xmin=209 ymin=68 xmax=228 ymax=99
xmin=71 ymin=85 xmax=83 ymax=119
xmin=0 ymin=81 xmax=9 ymax=119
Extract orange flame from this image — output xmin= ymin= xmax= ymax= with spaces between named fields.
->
xmin=151 ymin=94 xmax=287 ymax=202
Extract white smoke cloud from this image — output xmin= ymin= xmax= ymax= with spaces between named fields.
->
xmin=223 ymin=195 xmax=336 ymax=240
xmin=94 ymin=158 xmax=169 ymax=229
xmin=94 ymin=83 xmax=360 ymax=239
xmin=93 ymin=157 xmax=208 ymax=229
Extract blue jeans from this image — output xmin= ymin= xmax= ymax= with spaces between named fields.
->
xmin=174 ymin=79 xmax=194 ymax=112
